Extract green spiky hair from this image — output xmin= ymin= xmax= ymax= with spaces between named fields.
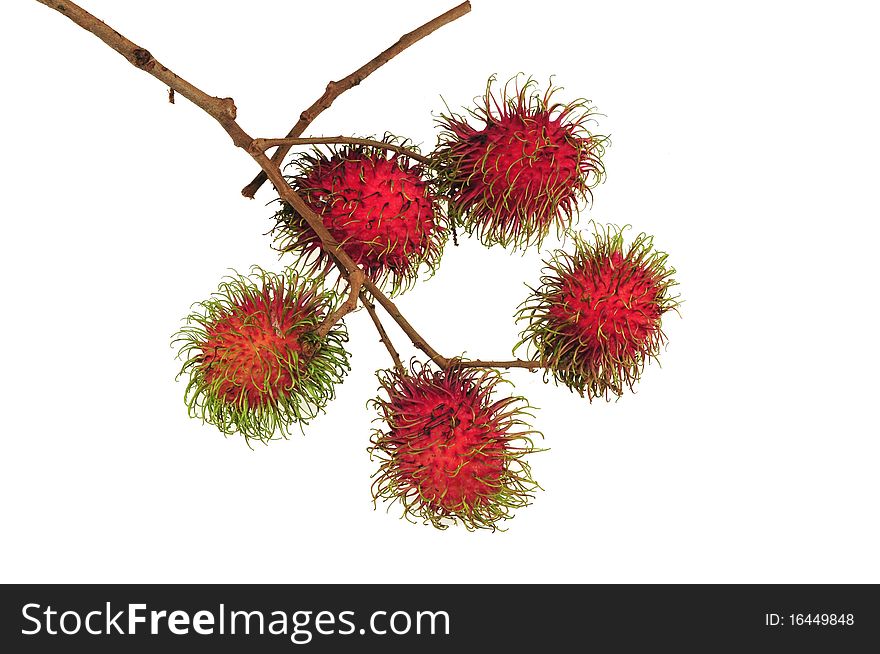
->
xmin=515 ymin=224 xmax=679 ymax=400
xmin=173 ymin=266 xmax=351 ymax=444
xmin=432 ymin=75 xmax=607 ymax=249
xmin=369 ymin=362 xmax=541 ymax=531
xmin=272 ymin=135 xmax=447 ymax=297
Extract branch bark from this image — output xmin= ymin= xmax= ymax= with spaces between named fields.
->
xmin=35 ymin=0 xmax=250 ymax=146
xmin=240 ymin=1 xmax=471 ymax=198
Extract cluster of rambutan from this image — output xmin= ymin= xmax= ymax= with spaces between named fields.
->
xmin=173 ymin=76 xmax=679 ymax=531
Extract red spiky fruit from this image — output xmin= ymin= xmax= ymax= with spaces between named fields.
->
xmin=274 ymin=143 xmax=446 ymax=295
xmin=433 ymin=76 xmax=606 ymax=249
xmin=516 ymin=224 xmax=679 ymax=400
xmin=370 ymin=364 xmax=540 ymax=531
xmin=174 ymin=267 xmax=350 ymax=444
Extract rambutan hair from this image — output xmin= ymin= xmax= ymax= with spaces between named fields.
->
xmin=273 ymin=138 xmax=447 ymax=296
xmin=515 ymin=224 xmax=679 ymax=400
xmin=369 ymin=363 xmax=540 ymax=531
xmin=432 ymin=75 xmax=607 ymax=249
xmin=173 ymin=266 xmax=350 ymax=444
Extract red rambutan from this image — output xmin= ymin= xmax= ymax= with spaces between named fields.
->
xmin=369 ymin=363 xmax=540 ymax=531
xmin=432 ymin=75 xmax=606 ymax=249
xmin=516 ymin=224 xmax=679 ymax=400
xmin=173 ymin=267 xmax=350 ymax=444
xmin=273 ymin=141 xmax=446 ymax=295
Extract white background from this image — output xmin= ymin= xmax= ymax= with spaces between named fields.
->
xmin=1 ymin=0 xmax=877 ymax=583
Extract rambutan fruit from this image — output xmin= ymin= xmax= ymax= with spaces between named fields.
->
xmin=273 ymin=140 xmax=446 ymax=296
xmin=432 ymin=75 xmax=606 ymax=249
xmin=369 ymin=363 xmax=540 ymax=531
xmin=173 ymin=267 xmax=350 ymax=444
xmin=515 ymin=224 xmax=679 ymax=400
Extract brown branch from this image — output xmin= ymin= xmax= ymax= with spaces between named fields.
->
xmin=36 ymin=0 xmax=450 ymax=371
xmin=448 ymin=359 xmax=545 ymax=370
xmin=35 ymin=0 xmax=253 ymax=149
xmin=241 ymin=1 xmax=471 ymax=198
xmin=360 ymin=292 xmax=405 ymax=375
xmin=254 ymin=137 xmax=430 ymax=164
xmin=369 ymin=291 xmax=448 ymax=368
xmin=316 ymin=270 xmax=364 ymax=339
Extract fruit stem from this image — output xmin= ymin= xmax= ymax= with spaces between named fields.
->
xmin=36 ymin=0 xmax=451 ymax=370
xmin=360 ymin=292 xmax=406 ymax=375
xmin=254 ymin=137 xmax=429 ymax=165
xmin=316 ymin=270 xmax=364 ymax=339
xmin=448 ymin=359 xmax=545 ymax=370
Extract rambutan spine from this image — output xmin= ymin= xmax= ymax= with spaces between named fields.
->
xmin=273 ymin=136 xmax=447 ymax=297
xmin=432 ymin=75 xmax=607 ymax=249
xmin=515 ymin=224 xmax=679 ymax=400
xmin=369 ymin=363 xmax=541 ymax=531
xmin=173 ymin=266 xmax=351 ymax=444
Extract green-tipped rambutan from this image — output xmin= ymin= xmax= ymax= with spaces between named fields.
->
xmin=432 ymin=75 xmax=606 ymax=249
xmin=273 ymin=140 xmax=447 ymax=296
xmin=173 ymin=267 xmax=350 ymax=444
xmin=516 ymin=224 xmax=679 ymax=400
xmin=369 ymin=363 xmax=540 ymax=531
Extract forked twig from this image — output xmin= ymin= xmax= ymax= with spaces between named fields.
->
xmin=35 ymin=0 xmax=541 ymax=375
xmin=360 ymin=292 xmax=406 ymax=375
xmin=241 ymin=1 xmax=471 ymax=198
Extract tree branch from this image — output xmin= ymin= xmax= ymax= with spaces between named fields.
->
xmin=369 ymin=292 xmax=449 ymax=368
xmin=240 ymin=1 xmax=471 ymax=198
xmin=254 ymin=137 xmax=430 ymax=164
xmin=360 ymin=292 xmax=405 ymax=375
xmin=316 ymin=270 xmax=364 ymax=339
xmin=35 ymin=0 xmax=250 ymax=146
xmin=36 ymin=0 xmax=452 ymax=370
